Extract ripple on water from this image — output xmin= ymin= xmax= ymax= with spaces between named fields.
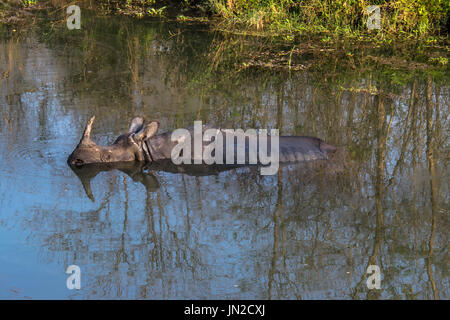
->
xmin=0 ymin=135 xmax=77 ymax=180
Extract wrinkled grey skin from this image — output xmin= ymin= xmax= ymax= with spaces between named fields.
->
xmin=68 ymin=116 xmax=159 ymax=166
xmin=68 ymin=115 xmax=337 ymax=167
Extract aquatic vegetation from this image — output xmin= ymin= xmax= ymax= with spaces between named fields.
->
xmin=429 ymin=56 xmax=448 ymax=66
xmin=148 ymin=6 xmax=166 ymax=17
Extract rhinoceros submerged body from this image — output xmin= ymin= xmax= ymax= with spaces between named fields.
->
xmin=68 ymin=116 xmax=337 ymax=168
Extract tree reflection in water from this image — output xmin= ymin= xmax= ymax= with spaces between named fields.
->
xmin=0 ymin=16 xmax=447 ymax=299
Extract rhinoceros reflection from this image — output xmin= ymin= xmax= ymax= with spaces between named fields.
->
xmin=69 ymin=161 xmax=158 ymax=201
xmin=69 ymin=160 xmax=247 ymax=201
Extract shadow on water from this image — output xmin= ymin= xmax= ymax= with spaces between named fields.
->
xmin=0 ymin=14 xmax=448 ymax=299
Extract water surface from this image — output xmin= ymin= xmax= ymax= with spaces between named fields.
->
xmin=0 ymin=15 xmax=448 ymax=299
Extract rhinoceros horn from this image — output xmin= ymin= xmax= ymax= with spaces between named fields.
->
xmin=79 ymin=116 xmax=97 ymax=147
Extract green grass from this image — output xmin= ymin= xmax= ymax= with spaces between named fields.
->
xmin=208 ymin=0 xmax=449 ymax=39
xmin=1 ymin=0 xmax=448 ymax=41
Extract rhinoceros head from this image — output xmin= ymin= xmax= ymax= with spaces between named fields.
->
xmin=68 ymin=116 xmax=159 ymax=166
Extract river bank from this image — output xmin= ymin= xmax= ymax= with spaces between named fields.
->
xmin=0 ymin=1 xmax=448 ymax=78
xmin=2 ymin=1 xmax=449 ymax=38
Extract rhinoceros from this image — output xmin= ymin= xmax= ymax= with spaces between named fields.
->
xmin=67 ymin=116 xmax=337 ymax=169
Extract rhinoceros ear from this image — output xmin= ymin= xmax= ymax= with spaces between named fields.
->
xmin=134 ymin=120 xmax=159 ymax=142
xmin=128 ymin=116 xmax=145 ymax=134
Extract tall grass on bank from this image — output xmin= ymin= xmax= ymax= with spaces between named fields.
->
xmin=1 ymin=0 xmax=448 ymax=39
xmin=209 ymin=0 xmax=449 ymax=37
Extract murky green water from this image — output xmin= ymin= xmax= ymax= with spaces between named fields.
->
xmin=0 ymin=15 xmax=448 ymax=299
